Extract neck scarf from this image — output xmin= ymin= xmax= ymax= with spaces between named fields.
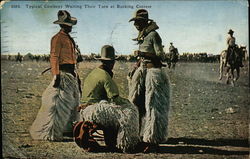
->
xmin=133 ymin=21 xmax=159 ymax=44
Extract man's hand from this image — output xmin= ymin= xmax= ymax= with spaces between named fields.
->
xmin=53 ymin=74 xmax=60 ymax=88
xmin=77 ymin=103 xmax=91 ymax=112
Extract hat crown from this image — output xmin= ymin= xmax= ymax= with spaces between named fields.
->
xmin=134 ymin=9 xmax=149 ymax=19
xmin=53 ymin=10 xmax=77 ymax=26
xmin=129 ymin=9 xmax=152 ymax=22
xmin=58 ymin=10 xmax=71 ymax=23
xmin=100 ymin=45 xmax=116 ymax=60
xmin=228 ymin=29 xmax=234 ymax=34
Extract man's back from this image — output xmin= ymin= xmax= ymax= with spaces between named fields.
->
xmin=227 ymin=36 xmax=236 ymax=47
xmin=82 ymin=68 xmax=119 ymax=103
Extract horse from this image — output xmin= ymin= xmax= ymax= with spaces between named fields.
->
xmin=219 ymin=45 xmax=245 ymax=86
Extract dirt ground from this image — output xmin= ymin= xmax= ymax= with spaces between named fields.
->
xmin=1 ymin=60 xmax=249 ymax=159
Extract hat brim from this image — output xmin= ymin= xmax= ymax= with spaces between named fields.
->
xmin=129 ymin=17 xmax=152 ymax=22
xmin=53 ymin=17 xmax=77 ymax=26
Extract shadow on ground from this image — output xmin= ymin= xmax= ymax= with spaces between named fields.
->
xmin=158 ymin=145 xmax=248 ymax=155
xmin=158 ymin=138 xmax=249 ymax=155
xmin=166 ymin=137 xmax=249 ymax=147
xmin=62 ymin=136 xmax=249 ymax=155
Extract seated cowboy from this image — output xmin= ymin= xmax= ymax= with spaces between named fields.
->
xmin=73 ymin=45 xmax=140 ymax=153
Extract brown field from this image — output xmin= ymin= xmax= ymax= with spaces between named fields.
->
xmin=1 ymin=60 xmax=249 ymax=159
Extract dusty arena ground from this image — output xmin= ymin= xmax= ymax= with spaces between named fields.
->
xmin=1 ymin=60 xmax=250 ymax=159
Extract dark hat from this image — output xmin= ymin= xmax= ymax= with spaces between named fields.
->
xmin=228 ymin=29 xmax=234 ymax=34
xmin=129 ymin=9 xmax=152 ymax=22
xmin=53 ymin=10 xmax=77 ymax=26
xmin=170 ymin=42 xmax=173 ymax=44
xmin=96 ymin=45 xmax=118 ymax=60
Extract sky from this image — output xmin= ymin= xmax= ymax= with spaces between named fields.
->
xmin=0 ymin=0 xmax=249 ymax=55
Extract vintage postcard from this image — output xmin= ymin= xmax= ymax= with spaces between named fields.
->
xmin=1 ymin=0 xmax=249 ymax=158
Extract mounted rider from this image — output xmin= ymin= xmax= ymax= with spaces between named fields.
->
xmin=225 ymin=29 xmax=243 ymax=67
xmin=169 ymin=42 xmax=179 ymax=62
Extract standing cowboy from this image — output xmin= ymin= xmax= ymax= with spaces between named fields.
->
xmin=30 ymin=10 xmax=81 ymax=141
xmin=128 ymin=9 xmax=170 ymax=152
xmin=75 ymin=45 xmax=140 ymax=153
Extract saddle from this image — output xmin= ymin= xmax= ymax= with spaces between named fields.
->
xmin=74 ymin=103 xmax=118 ymax=152
xmin=73 ymin=121 xmax=103 ymax=152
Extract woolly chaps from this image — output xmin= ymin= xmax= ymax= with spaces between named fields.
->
xmin=30 ymin=72 xmax=80 ymax=141
xmin=128 ymin=66 xmax=170 ymax=144
xmin=79 ymin=99 xmax=140 ymax=153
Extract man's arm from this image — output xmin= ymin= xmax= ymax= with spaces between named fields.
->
xmin=152 ymin=32 xmax=165 ymax=60
xmin=50 ymin=36 xmax=61 ymax=88
xmin=50 ymin=36 xmax=61 ymax=76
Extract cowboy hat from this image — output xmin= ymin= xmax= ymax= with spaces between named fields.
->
xmin=228 ymin=29 xmax=234 ymax=34
xmin=129 ymin=9 xmax=153 ymax=22
xmin=53 ymin=10 xmax=77 ymax=26
xmin=95 ymin=45 xmax=118 ymax=60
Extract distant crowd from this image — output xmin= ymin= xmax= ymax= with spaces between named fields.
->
xmin=2 ymin=52 xmax=243 ymax=63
